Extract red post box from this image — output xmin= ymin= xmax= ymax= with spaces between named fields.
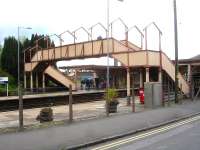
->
xmin=139 ymin=88 xmax=144 ymax=104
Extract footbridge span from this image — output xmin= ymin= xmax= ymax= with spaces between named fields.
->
xmin=24 ymin=37 xmax=189 ymax=96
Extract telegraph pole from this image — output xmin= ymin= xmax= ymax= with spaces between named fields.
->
xmin=173 ymin=0 xmax=179 ymax=103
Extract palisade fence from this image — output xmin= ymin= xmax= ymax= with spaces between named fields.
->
xmin=0 ymin=83 xmax=191 ymax=130
xmin=23 ymin=86 xmax=135 ymax=127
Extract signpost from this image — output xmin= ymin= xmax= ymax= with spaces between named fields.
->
xmin=0 ymin=77 xmax=8 ymax=96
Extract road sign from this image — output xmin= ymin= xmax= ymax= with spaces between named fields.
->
xmin=0 ymin=77 xmax=8 ymax=84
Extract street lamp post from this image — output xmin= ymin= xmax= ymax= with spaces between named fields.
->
xmin=18 ymin=26 xmax=31 ymax=130
xmin=173 ymin=0 xmax=179 ymax=103
xmin=106 ymin=0 xmax=124 ymax=116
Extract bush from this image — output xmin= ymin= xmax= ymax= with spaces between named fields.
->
xmin=0 ymin=69 xmax=16 ymax=83
xmin=0 ymin=69 xmax=17 ymax=95
xmin=36 ymin=107 xmax=53 ymax=123
xmin=105 ymin=88 xmax=118 ymax=103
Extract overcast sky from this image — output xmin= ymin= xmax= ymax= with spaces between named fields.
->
xmin=0 ymin=0 xmax=199 ymax=65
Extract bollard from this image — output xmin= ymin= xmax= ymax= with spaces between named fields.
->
xmin=69 ymin=84 xmax=73 ymax=122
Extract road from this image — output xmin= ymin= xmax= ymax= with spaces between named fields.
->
xmin=89 ymin=115 xmax=200 ymax=150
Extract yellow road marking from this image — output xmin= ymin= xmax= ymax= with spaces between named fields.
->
xmin=92 ymin=115 xmax=200 ymax=150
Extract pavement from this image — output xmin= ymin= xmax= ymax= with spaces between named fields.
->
xmin=0 ymin=99 xmax=200 ymax=150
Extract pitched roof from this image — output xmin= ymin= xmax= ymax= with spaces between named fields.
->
xmin=177 ymin=54 xmax=200 ymax=64
xmin=190 ymin=54 xmax=200 ymax=60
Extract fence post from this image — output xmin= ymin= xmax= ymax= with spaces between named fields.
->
xmin=192 ymin=82 xmax=194 ymax=100
xmin=132 ymin=76 xmax=135 ymax=112
xmin=69 ymin=84 xmax=73 ymax=122
xmin=180 ymin=84 xmax=183 ymax=104
xmin=19 ymin=85 xmax=24 ymax=131
xmin=167 ymin=76 xmax=170 ymax=106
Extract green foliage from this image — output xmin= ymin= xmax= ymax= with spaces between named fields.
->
xmin=0 ymin=34 xmax=55 ymax=83
xmin=1 ymin=37 xmax=19 ymax=78
xmin=105 ymin=88 xmax=118 ymax=102
xmin=0 ymin=44 xmax=2 ymax=67
xmin=0 ymin=68 xmax=17 ymax=93
xmin=24 ymin=34 xmax=55 ymax=63
xmin=0 ymin=68 xmax=15 ymax=84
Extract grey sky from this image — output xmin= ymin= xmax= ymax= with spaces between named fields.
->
xmin=0 ymin=0 xmax=199 ymax=60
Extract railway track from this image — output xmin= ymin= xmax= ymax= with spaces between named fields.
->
xmin=0 ymin=90 xmax=128 ymax=112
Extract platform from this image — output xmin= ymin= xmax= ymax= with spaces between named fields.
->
xmin=0 ymin=89 xmax=128 ymax=102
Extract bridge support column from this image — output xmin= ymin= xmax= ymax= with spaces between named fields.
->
xmin=36 ymin=73 xmax=39 ymax=89
xmin=187 ymin=64 xmax=191 ymax=82
xmin=30 ymin=72 xmax=33 ymax=90
xmin=24 ymin=72 xmax=26 ymax=89
xmin=187 ymin=64 xmax=192 ymax=98
xmin=74 ymin=69 xmax=77 ymax=90
xmin=42 ymin=73 xmax=45 ymax=89
xmin=158 ymin=68 xmax=162 ymax=82
xmin=158 ymin=68 xmax=164 ymax=106
xmin=145 ymin=68 xmax=149 ymax=82
xmin=140 ymin=69 xmax=143 ymax=88
xmin=127 ymin=68 xmax=131 ymax=106
xmin=114 ymin=59 xmax=118 ymax=66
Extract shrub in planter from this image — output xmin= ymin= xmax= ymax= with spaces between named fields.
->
xmin=105 ymin=88 xmax=119 ymax=113
xmin=36 ymin=107 xmax=53 ymax=123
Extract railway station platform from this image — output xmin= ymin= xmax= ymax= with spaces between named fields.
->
xmin=0 ymin=89 xmax=128 ymax=102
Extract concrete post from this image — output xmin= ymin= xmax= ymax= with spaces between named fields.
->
xmin=127 ymin=68 xmax=131 ymax=105
xmin=36 ymin=73 xmax=39 ymax=89
xmin=180 ymin=84 xmax=183 ymax=104
xmin=42 ymin=73 xmax=45 ymax=89
xmin=24 ymin=73 xmax=26 ymax=89
xmin=74 ymin=69 xmax=77 ymax=90
xmin=30 ymin=72 xmax=33 ymax=90
xmin=69 ymin=84 xmax=73 ymax=122
xmin=158 ymin=68 xmax=164 ymax=106
xmin=132 ymin=74 xmax=135 ymax=112
xmin=114 ymin=59 xmax=118 ymax=66
xmin=167 ymin=76 xmax=170 ymax=107
xmin=145 ymin=68 xmax=149 ymax=82
xmin=140 ymin=69 xmax=143 ymax=88
xmin=18 ymin=87 xmax=23 ymax=131
xmin=188 ymin=64 xmax=193 ymax=99
xmin=187 ymin=64 xmax=191 ymax=82
xmin=158 ymin=68 xmax=162 ymax=82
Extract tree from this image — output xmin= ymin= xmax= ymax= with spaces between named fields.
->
xmin=0 ymin=34 xmax=55 ymax=82
xmin=1 ymin=37 xmax=20 ymax=80
xmin=0 ymin=44 xmax=2 ymax=67
xmin=23 ymin=34 xmax=54 ymax=63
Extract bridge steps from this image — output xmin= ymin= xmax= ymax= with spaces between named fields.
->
xmin=44 ymin=65 xmax=76 ymax=90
